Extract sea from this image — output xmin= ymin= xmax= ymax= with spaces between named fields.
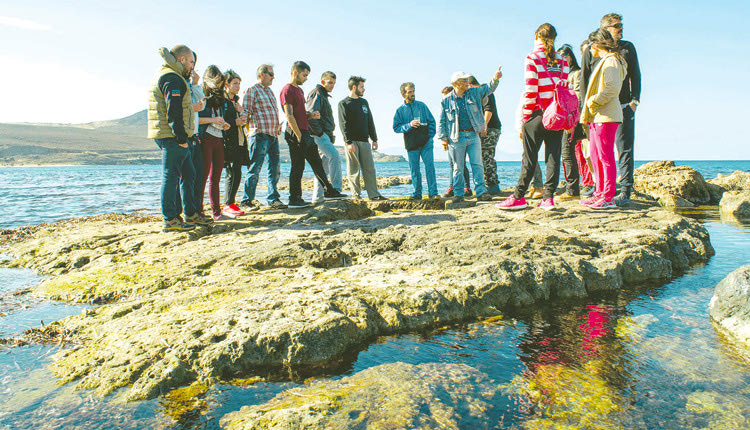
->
xmin=1 ymin=160 xmax=750 ymax=429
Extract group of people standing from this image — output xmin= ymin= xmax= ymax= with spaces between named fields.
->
xmin=147 ymin=12 xmax=640 ymax=231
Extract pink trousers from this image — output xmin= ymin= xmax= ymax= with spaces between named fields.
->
xmin=588 ymin=122 xmax=620 ymax=202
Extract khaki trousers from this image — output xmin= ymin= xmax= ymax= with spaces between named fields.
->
xmin=345 ymin=141 xmax=380 ymax=198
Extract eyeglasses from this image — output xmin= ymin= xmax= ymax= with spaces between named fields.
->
xmin=607 ymin=23 xmax=623 ymax=29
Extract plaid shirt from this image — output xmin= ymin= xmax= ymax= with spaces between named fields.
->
xmin=242 ymin=83 xmax=280 ymax=136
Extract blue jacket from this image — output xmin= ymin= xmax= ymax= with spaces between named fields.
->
xmin=438 ymin=79 xmax=499 ymax=142
xmin=393 ymin=100 xmax=436 ymax=145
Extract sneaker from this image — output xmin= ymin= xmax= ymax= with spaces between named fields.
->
xmin=558 ymin=192 xmax=579 ymax=201
xmin=487 ymin=185 xmax=502 ymax=196
xmin=269 ymin=199 xmax=288 ymax=209
xmin=537 ymin=197 xmax=556 ymax=211
xmin=613 ymin=192 xmax=631 ymax=206
xmin=163 ymin=217 xmax=195 ymax=232
xmin=369 ymin=195 xmax=388 ymax=201
xmin=581 ymin=186 xmax=595 ymax=197
xmin=527 ymin=187 xmax=544 ymax=199
xmin=186 ymin=212 xmax=213 ymax=225
xmin=241 ymin=201 xmax=261 ymax=212
xmin=496 ymin=195 xmax=528 ymax=210
xmin=288 ymin=198 xmax=311 ymax=208
xmin=443 ymin=187 xmax=454 ymax=198
xmin=222 ymin=204 xmax=244 ymax=218
xmin=580 ymin=196 xmax=600 ymax=206
xmin=589 ymin=198 xmax=617 ymax=209
xmin=464 ymin=188 xmax=473 ymax=197
xmin=477 ymin=193 xmax=492 ymax=202
xmin=324 ymin=189 xmax=348 ymax=200
xmin=429 ymin=195 xmax=440 ymax=200
xmin=213 ymin=214 xmax=229 ymax=221
xmin=408 ymin=195 xmax=422 ymax=201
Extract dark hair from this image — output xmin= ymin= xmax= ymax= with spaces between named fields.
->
xmin=535 ymin=23 xmax=558 ymax=66
xmin=321 ymin=71 xmax=336 ymax=80
xmin=556 ymin=44 xmax=580 ymax=72
xmin=291 ymin=61 xmax=310 ymax=74
xmin=224 ymin=69 xmax=241 ymax=84
xmin=348 ymin=76 xmax=366 ymax=90
xmin=399 ymin=82 xmax=414 ymax=96
xmin=203 ymin=65 xmax=225 ymax=109
xmin=600 ymin=13 xmax=622 ymax=28
xmin=467 ymin=76 xmax=480 ymax=86
xmin=588 ymin=28 xmax=622 ymax=56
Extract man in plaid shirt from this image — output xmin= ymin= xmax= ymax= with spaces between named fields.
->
xmin=240 ymin=63 xmax=287 ymax=210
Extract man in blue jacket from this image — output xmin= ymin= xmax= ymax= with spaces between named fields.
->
xmin=393 ymin=82 xmax=437 ymax=200
xmin=438 ymin=67 xmax=502 ymax=202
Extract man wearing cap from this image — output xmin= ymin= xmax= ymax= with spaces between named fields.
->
xmin=437 ymin=67 xmax=503 ymax=202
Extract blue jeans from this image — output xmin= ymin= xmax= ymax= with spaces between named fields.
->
xmin=449 ymin=132 xmax=486 ymax=197
xmin=312 ymin=133 xmax=342 ymax=203
xmin=242 ymin=133 xmax=280 ymax=205
xmin=155 ymin=138 xmax=198 ymax=220
xmin=407 ymin=141 xmax=438 ymax=197
xmin=176 ymin=135 xmax=203 ymax=215
xmin=447 ymin=150 xmax=471 ymax=189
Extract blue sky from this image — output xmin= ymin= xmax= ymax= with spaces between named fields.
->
xmin=1 ymin=0 xmax=748 ymax=160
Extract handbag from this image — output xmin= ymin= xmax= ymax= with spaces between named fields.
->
xmin=539 ymin=60 xmax=580 ymax=131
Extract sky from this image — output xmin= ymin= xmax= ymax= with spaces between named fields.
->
xmin=1 ymin=0 xmax=748 ymax=160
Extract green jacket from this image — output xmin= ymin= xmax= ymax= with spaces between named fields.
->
xmin=147 ymin=48 xmax=195 ymax=140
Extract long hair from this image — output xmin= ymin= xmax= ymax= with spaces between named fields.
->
xmin=588 ymin=29 xmax=623 ymax=59
xmin=557 ymin=44 xmax=580 ymax=72
xmin=535 ymin=23 xmax=558 ymax=66
xmin=202 ymin=65 xmax=225 ymax=110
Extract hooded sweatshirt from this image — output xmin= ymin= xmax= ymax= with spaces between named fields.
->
xmin=146 ymin=48 xmax=194 ymax=143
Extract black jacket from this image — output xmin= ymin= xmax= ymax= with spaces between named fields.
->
xmin=222 ymin=96 xmax=250 ymax=165
xmin=338 ymin=97 xmax=377 ymax=143
xmin=581 ymin=39 xmax=641 ymax=105
xmin=306 ymin=85 xmax=335 ymax=142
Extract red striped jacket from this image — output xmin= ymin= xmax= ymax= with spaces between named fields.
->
xmin=522 ymin=45 xmax=569 ymax=123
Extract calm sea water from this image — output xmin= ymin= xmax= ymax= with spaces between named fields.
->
xmin=1 ymin=161 xmax=750 ymax=429
xmin=1 ymin=160 xmax=748 ymax=229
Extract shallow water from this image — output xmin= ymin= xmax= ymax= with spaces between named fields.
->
xmin=1 ymin=160 xmax=748 ymax=229
xmin=1 ymin=163 xmax=750 ymax=429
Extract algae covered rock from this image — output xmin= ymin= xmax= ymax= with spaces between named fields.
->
xmin=719 ymin=192 xmax=750 ymax=219
xmin=633 ymin=160 xmax=714 ymax=206
xmin=3 ymin=198 xmax=714 ymax=400
xmin=219 ymin=362 xmax=499 ymax=430
xmin=710 ymin=265 xmax=750 ymax=345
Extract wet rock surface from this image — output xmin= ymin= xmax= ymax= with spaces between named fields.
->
xmin=719 ymin=192 xmax=750 ymax=219
xmin=1 ymin=196 xmax=713 ymax=400
xmin=633 ymin=161 xmax=715 ymax=206
xmin=219 ymin=362 xmax=498 ymax=429
xmin=710 ymin=265 xmax=750 ymax=345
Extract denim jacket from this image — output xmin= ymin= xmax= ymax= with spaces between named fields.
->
xmin=438 ymin=78 xmax=499 ymax=142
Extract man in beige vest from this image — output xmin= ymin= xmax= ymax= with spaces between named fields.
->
xmin=147 ymin=45 xmax=211 ymax=231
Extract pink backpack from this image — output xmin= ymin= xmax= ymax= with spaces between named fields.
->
xmin=540 ymin=61 xmax=580 ymax=131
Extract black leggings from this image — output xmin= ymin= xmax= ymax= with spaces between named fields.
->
xmin=514 ymin=110 xmax=563 ymax=199
xmin=224 ymin=161 xmax=243 ymax=205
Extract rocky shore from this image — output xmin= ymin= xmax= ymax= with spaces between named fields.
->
xmin=710 ymin=265 xmax=750 ymax=346
xmin=0 ymin=191 xmax=714 ymax=402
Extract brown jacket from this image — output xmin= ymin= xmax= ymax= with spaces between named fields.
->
xmin=581 ymin=53 xmax=627 ymax=124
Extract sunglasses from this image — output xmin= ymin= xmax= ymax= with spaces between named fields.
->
xmin=607 ymin=23 xmax=623 ymax=29
xmin=264 ymin=71 xmax=275 ymax=77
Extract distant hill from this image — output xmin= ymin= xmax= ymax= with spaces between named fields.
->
xmin=0 ymin=110 xmax=405 ymax=166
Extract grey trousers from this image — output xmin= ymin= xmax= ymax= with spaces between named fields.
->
xmin=345 ymin=141 xmax=380 ymax=198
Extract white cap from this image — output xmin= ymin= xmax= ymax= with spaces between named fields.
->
xmin=450 ymin=71 xmax=471 ymax=83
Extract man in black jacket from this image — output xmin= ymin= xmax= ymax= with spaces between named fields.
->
xmin=307 ymin=71 xmax=343 ymax=204
xmin=338 ymin=76 xmax=386 ymax=200
xmin=581 ymin=13 xmax=641 ymax=206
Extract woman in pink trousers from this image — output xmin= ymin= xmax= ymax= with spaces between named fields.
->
xmin=579 ymin=29 xmax=627 ymax=209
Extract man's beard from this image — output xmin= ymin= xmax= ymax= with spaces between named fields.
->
xmin=355 ymin=89 xmax=363 ymax=97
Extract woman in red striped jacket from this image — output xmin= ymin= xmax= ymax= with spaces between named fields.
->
xmin=497 ymin=23 xmax=569 ymax=211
